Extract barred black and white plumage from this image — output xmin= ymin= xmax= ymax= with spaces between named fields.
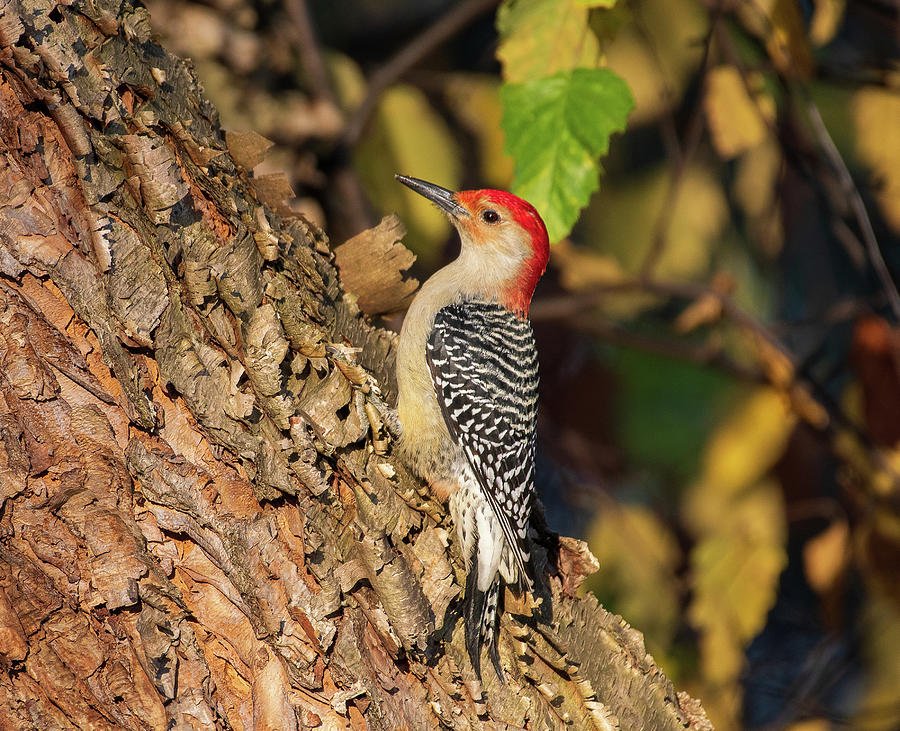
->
xmin=392 ymin=176 xmax=549 ymax=682
xmin=426 ymin=300 xmax=539 ymax=676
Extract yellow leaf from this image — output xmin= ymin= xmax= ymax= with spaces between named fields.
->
xmin=853 ymin=81 xmax=900 ymax=233
xmin=653 ymin=168 xmax=729 ymax=282
xmin=684 ymin=389 xmax=792 ymax=693
xmin=735 ymin=140 xmax=780 ymax=220
xmin=603 ymin=32 xmax=668 ymax=125
xmin=704 ymin=66 xmax=775 ymax=159
xmin=551 ymin=239 xmax=627 ymax=289
xmin=695 ymin=611 xmax=744 ymax=687
xmin=443 ymin=75 xmax=514 ymax=188
xmin=585 ymin=504 xmax=681 ymax=655
xmin=853 ymin=597 xmax=900 ymax=730
xmin=572 ymin=162 xmax=729 ymax=318
xmin=734 ymin=139 xmax=784 ymax=257
xmin=684 ymin=388 xmax=795 ymax=532
xmin=328 ymin=51 xmax=365 ymax=108
xmin=604 ymin=0 xmax=708 ymax=125
xmin=785 ymin=721 xmax=832 ymax=731
xmin=688 ymin=479 xmax=787 ymax=685
xmin=357 ymin=85 xmax=462 ymax=270
xmin=582 ymin=163 xmax=728 ymax=288
xmin=549 ymin=240 xmax=657 ymax=319
xmin=809 ymin=0 xmax=846 ymax=47
xmin=803 ymin=520 xmax=849 ymax=594
xmin=497 ymin=0 xmax=601 ymax=84
xmin=329 ymin=54 xmax=462 ymax=269
xmin=696 ymin=684 xmax=741 ymax=731
xmin=739 ymin=0 xmax=814 ymax=78
xmin=879 ymin=448 xmax=900 ymax=497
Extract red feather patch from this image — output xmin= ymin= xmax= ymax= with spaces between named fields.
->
xmin=456 ymin=189 xmax=550 ymax=315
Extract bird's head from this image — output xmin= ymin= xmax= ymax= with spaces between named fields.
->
xmin=396 ymin=175 xmax=550 ymax=315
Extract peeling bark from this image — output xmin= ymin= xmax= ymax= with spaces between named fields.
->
xmin=0 ymin=0 xmax=711 ymax=728
xmin=334 ymin=215 xmax=418 ymax=317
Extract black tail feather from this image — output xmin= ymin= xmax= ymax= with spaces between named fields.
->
xmin=485 ymin=582 xmax=502 ymax=679
xmin=463 ymin=562 xmax=485 ymax=677
xmin=464 ymin=563 xmax=503 ymax=679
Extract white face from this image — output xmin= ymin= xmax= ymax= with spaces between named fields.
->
xmin=453 ymin=195 xmax=537 ymax=280
xmin=456 ymin=219 xmax=530 ymax=282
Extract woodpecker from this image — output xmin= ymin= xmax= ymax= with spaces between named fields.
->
xmin=393 ymin=174 xmax=549 ymax=678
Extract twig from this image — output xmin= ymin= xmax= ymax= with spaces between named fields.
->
xmin=531 ymin=278 xmax=897 ymax=477
xmin=283 ymin=0 xmax=374 ymax=235
xmin=719 ymin=0 xmax=900 ymax=320
xmin=776 ymin=296 xmax=873 ymax=331
xmin=342 ymin=0 xmax=500 ymax=149
xmin=283 ymin=0 xmax=338 ymax=104
xmin=630 ymin=4 xmax=682 ymax=166
xmin=638 ymin=2 xmax=724 ymax=277
xmin=712 ymin=16 xmax=873 ymax=278
xmin=805 ymin=100 xmax=900 ymax=320
xmin=574 ymin=317 xmax=765 ymax=383
xmin=532 ymin=277 xmax=794 ymax=365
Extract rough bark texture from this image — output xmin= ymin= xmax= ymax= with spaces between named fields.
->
xmin=0 ymin=0 xmax=711 ymax=729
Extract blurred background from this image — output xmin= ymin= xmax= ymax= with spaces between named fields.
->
xmin=146 ymin=1 xmax=900 ymax=728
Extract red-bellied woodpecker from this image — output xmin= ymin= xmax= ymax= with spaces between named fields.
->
xmin=393 ymin=174 xmax=549 ymax=678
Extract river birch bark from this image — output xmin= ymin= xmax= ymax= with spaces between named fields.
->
xmin=0 ymin=1 xmax=711 ymax=728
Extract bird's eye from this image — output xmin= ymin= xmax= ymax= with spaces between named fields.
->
xmin=481 ymin=209 xmax=500 ymax=224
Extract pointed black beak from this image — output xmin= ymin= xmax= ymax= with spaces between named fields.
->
xmin=395 ymin=175 xmax=469 ymax=220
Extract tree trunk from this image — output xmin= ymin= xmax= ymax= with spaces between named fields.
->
xmin=0 ymin=1 xmax=711 ymax=728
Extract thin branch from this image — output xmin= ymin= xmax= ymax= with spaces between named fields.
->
xmin=712 ymin=17 xmax=874 ymax=281
xmin=531 ymin=277 xmax=900 ymax=488
xmin=283 ymin=0 xmax=374 ymax=235
xmin=638 ymin=2 xmax=724 ymax=277
xmin=630 ymin=2 xmax=688 ymax=166
xmin=776 ymin=296 xmax=873 ymax=331
xmin=532 ymin=276 xmax=794 ymax=366
xmin=805 ymin=100 xmax=900 ymax=320
xmin=574 ymin=317 xmax=766 ymax=383
xmin=283 ymin=0 xmax=339 ymax=104
xmin=342 ymin=0 xmax=501 ymax=149
xmin=718 ymin=0 xmax=900 ymax=320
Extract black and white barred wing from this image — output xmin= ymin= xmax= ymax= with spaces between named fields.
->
xmin=426 ymin=301 xmax=538 ymax=588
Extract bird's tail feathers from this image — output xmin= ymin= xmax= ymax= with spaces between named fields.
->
xmin=464 ymin=567 xmax=503 ymax=680
xmin=501 ymin=548 xmax=535 ymax=595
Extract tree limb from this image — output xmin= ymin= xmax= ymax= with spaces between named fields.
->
xmin=0 ymin=0 xmax=709 ymax=728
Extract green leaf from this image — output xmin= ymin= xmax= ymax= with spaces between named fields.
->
xmin=501 ymin=68 xmax=633 ymax=243
xmin=497 ymin=0 xmax=602 ymax=84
